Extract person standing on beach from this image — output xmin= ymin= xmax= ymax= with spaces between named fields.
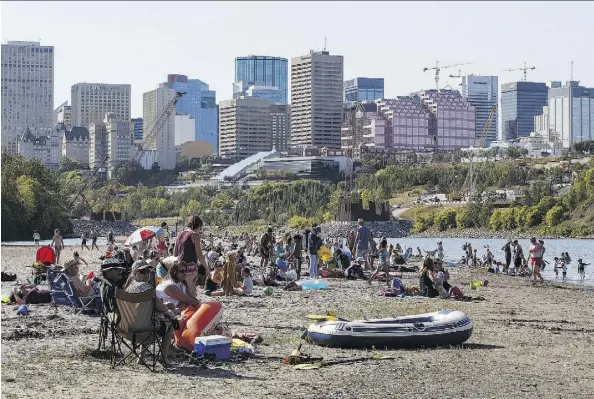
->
xmin=259 ymin=227 xmax=274 ymax=269
xmin=511 ymin=240 xmax=523 ymax=272
xmin=528 ymin=237 xmax=545 ymax=284
xmin=347 ymin=230 xmax=356 ymax=255
xmin=354 ymin=218 xmax=371 ymax=270
xmin=90 ymin=230 xmax=99 ymax=251
xmin=502 ymin=241 xmax=512 ymax=273
xmin=33 ymin=230 xmax=41 ymax=248
xmin=290 ymin=233 xmax=303 ymax=277
xmin=50 ymin=229 xmax=65 ymax=264
xmin=308 ymin=225 xmax=322 ymax=278
xmin=81 ymin=232 xmax=90 ymax=251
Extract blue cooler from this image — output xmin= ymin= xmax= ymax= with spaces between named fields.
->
xmin=194 ymin=335 xmax=232 ymax=360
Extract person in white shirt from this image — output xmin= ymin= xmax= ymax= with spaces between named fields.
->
xmin=33 ymin=230 xmax=41 ymax=248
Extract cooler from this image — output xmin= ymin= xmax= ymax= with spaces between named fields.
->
xmin=194 ymin=335 xmax=232 ymax=360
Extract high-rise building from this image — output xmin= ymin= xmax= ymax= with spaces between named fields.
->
xmin=219 ymin=97 xmax=272 ymax=159
xmin=131 ymin=117 xmax=143 ymax=143
xmin=88 ymin=122 xmax=107 ymax=170
xmin=341 ymin=102 xmax=379 ymax=154
xmin=160 ymin=74 xmax=218 ymax=153
xmin=17 ymin=126 xmax=62 ymax=169
xmin=174 ymin=114 xmax=197 ymax=146
xmin=291 ymin=50 xmax=344 ymax=150
xmin=1 ymin=41 xmax=54 ymax=154
xmin=344 ymin=78 xmax=384 ymax=104
xmin=234 ymin=56 xmax=288 ymax=105
xmin=104 ymin=113 xmax=134 ymax=179
xmin=547 ymin=81 xmax=594 ymax=148
xmin=501 ymin=82 xmax=548 ymax=141
xmin=55 ymin=101 xmax=72 ymax=130
xmin=143 ymin=87 xmax=176 ymax=170
xmin=461 ymin=75 xmax=498 ymax=144
xmin=271 ymin=104 xmax=291 ymax=151
xmin=71 ymin=83 xmax=131 ymax=130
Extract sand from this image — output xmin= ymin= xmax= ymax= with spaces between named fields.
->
xmin=2 ymin=245 xmax=594 ymax=399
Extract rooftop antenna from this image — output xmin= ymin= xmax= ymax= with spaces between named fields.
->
xmin=570 ymin=60 xmax=574 ymax=81
xmin=324 ymin=33 xmax=327 ymax=51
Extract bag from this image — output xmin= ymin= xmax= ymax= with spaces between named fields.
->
xmin=450 ymin=286 xmax=464 ymax=299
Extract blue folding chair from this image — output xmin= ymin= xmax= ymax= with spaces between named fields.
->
xmin=60 ymin=274 xmax=102 ymax=314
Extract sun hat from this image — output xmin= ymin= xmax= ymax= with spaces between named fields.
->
xmin=131 ymin=260 xmax=150 ymax=273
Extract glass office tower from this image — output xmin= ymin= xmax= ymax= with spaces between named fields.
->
xmin=234 ymin=56 xmax=288 ymax=105
xmin=344 ymin=77 xmax=384 ymax=104
xmin=501 ymin=82 xmax=548 ymax=141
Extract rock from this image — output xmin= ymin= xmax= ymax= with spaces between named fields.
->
xmin=319 ymin=221 xmax=413 ymax=239
xmin=70 ymin=220 xmax=138 ymax=238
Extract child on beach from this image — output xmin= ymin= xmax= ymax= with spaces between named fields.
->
xmin=553 ymin=257 xmax=560 ymax=278
xmin=577 ymin=259 xmax=589 ymax=280
xmin=241 ymin=267 xmax=253 ymax=296
xmin=561 ymin=261 xmax=567 ymax=280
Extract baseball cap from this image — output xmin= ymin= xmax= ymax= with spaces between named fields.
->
xmin=356 ymin=257 xmax=365 ymax=263
xmin=207 ymin=251 xmax=219 ymax=262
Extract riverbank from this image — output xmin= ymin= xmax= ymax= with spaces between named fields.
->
xmin=2 ymin=245 xmax=594 ymax=398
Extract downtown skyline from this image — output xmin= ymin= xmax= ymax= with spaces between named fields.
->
xmin=1 ymin=1 xmax=592 ymax=117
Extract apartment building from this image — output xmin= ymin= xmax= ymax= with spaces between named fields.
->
xmin=271 ymin=104 xmax=291 ymax=151
xmin=55 ymin=101 xmax=72 ymax=130
xmin=104 ymin=113 xmax=134 ymax=179
xmin=88 ymin=122 xmax=107 ymax=170
xmin=219 ymin=97 xmax=272 ymax=159
xmin=291 ymin=50 xmax=344 ymax=150
xmin=1 ymin=41 xmax=54 ymax=154
xmin=71 ymin=83 xmax=131 ymax=129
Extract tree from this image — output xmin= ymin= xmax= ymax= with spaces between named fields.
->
xmin=59 ymin=156 xmax=83 ymax=172
xmin=115 ymin=161 xmax=145 ymax=186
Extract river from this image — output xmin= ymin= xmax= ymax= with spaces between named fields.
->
xmin=385 ymin=237 xmax=594 ymax=285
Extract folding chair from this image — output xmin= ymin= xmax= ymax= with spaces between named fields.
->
xmin=62 ymin=276 xmax=101 ymax=315
xmin=108 ymin=289 xmax=169 ymax=372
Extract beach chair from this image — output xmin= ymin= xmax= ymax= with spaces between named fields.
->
xmin=48 ymin=270 xmax=71 ymax=306
xmin=61 ymin=275 xmax=102 ymax=315
xmin=30 ymin=246 xmax=56 ymax=284
xmin=108 ymin=289 xmax=168 ymax=372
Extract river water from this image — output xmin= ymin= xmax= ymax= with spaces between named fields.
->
xmin=3 ymin=237 xmax=593 ymax=285
xmin=385 ymin=237 xmax=594 ymax=286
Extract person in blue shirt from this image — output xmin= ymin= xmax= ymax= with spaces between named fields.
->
xmin=368 ymin=236 xmax=390 ymax=286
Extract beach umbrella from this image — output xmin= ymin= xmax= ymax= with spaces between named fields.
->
xmin=124 ymin=226 xmax=163 ymax=246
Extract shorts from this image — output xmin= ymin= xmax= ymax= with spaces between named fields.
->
xmin=82 ymin=239 xmax=87 ymax=245
xmin=157 ymin=242 xmax=166 ymax=251
xmin=356 ymin=248 xmax=369 ymax=259
xmin=530 ymin=258 xmax=542 ymax=268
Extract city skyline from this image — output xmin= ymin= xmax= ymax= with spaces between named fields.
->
xmin=2 ymin=2 xmax=592 ymax=117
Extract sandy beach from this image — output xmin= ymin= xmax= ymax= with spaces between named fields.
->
xmin=2 ymin=244 xmax=594 ymax=399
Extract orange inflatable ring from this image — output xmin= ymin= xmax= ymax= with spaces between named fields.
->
xmin=174 ymin=301 xmax=223 ymax=352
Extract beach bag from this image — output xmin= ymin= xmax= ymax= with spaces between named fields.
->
xmin=450 ymin=286 xmax=464 ymax=299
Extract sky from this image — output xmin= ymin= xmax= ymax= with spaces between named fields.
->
xmin=2 ymin=1 xmax=593 ymax=117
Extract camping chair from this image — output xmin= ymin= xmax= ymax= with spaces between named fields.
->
xmin=48 ymin=270 xmax=72 ymax=306
xmin=108 ymin=289 xmax=168 ymax=372
xmin=62 ymin=275 xmax=102 ymax=315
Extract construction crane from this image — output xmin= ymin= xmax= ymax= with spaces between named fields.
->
xmin=504 ymin=62 xmax=535 ymax=82
xmin=423 ymin=62 xmax=471 ymax=91
xmin=67 ymin=155 xmax=110 ymax=210
xmin=132 ymin=91 xmax=185 ymax=164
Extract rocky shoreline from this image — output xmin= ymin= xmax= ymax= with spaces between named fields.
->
xmin=69 ymin=220 xmax=138 ymax=238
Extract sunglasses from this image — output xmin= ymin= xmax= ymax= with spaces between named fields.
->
xmin=177 ymin=269 xmax=187 ymax=274
xmin=137 ymin=269 xmax=151 ymax=275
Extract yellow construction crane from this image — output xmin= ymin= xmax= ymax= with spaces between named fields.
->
xmin=423 ymin=61 xmax=471 ymax=91
xmin=504 ymin=62 xmax=535 ymax=82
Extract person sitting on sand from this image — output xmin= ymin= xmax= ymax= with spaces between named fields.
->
xmin=240 ymin=267 xmax=253 ymax=296
xmin=345 ymin=257 xmax=366 ymax=280
xmin=434 ymin=260 xmax=452 ymax=293
xmin=419 ymin=258 xmax=438 ymax=298
xmin=156 ymin=261 xmax=201 ymax=313
xmin=368 ymin=237 xmax=390 ymax=286
xmin=50 ymin=229 xmax=65 ymax=264
xmin=10 ymin=284 xmax=52 ymax=305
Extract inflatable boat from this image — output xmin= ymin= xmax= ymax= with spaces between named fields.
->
xmin=307 ymin=309 xmax=472 ymax=349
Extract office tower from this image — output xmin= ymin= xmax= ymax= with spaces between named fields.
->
xmin=160 ymin=74 xmax=218 ymax=153
xmin=344 ymin=78 xmax=384 ymax=104
xmin=88 ymin=122 xmax=107 ymax=170
xmin=104 ymin=113 xmax=134 ymax=179
xmin=234 ymin=56 xmax=288 ymax=105
xmin=131 ymin=117 xmax=143 ymax=143
xmin=70 ymin=83 xmax=131 ymax=130
xmin=1 ymin=41 xmax=54 ymax=154
xmin=61 ymin=126 xmax=90 ymax=166
xmin=271 ymin=104 xmax=291 ymax=151
xmin=143 ymin=87 xmax=176 ymax=170
xmin=547 ymin=81 xmax=594 ymax=148
xmin=341 ymin=102 xmax=380 ymax=153
xmin=291 ymin=50 xmax=344 ymax=149
xmin=461 ymin=75 xmax=498 ymax=144
xmin=501 ymin=82 xmax=548 ymax=141
xmin=219 ymin=97 xmax=272 ymax=158
xmin=55 ymin=101 xmax=72 ymax=130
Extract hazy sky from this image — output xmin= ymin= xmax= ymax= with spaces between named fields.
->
xmin=2 ymin=1 xmax=592 ymax=116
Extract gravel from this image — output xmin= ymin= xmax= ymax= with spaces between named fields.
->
xmin=70 ymin=220 xmax=138 ymax=238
